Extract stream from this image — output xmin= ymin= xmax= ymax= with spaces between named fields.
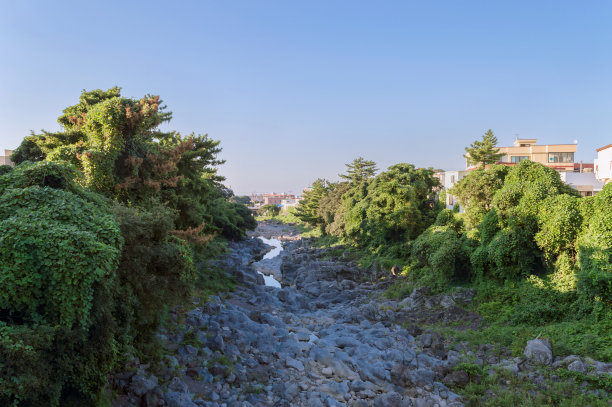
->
xmin=254 ymin=236 xmax=282 ymax=288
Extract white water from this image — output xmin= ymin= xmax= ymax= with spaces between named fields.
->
xmin=255 ymin=237 xmax=282 ymax=288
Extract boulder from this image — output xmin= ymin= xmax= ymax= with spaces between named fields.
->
xmin=524 ymin=338 xmax=553 ymax=365
xmin=443 ymin=370 xmax=470 ymax=387
xmin=129 ymin=374 xmax=158 ymax=396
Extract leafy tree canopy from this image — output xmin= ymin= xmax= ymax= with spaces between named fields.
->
xmin=450 ymin=164 xmax=510 ymax=227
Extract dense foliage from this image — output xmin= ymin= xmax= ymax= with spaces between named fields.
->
xmin=1 ymin=88 xmax=255 ymax=405
xmin=296 ymin=160 xmax=441 ymax=264
xmin=258 ymin=204 xmax=281 ymax=217
xmin=298 ymin=153 xmax=611 ymax=361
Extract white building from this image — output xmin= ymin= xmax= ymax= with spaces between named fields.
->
xmin=280 ymin=198 xmax=300 ymax=211
xmin=594 ymin=144 xmax=612 ymax=185
xmin=443 ymin=170 xmax=470 ymax=210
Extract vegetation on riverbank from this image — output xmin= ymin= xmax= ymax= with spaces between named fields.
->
xmin=0 ymin=88 xmax=255 ymax=405
xmin=293 ymin=145 xmax=611 ymax=366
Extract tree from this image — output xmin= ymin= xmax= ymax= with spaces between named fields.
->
xmin=10 ymin=133 xmax=46 ymax=165
xmin=229 ymin=195 xmax=251 ymax=205
xmin=24 ymin=87 xmax=255 ymax=239
xmin=450 ymin=164 xmax=510 ymax=227
xmin=317 ymin=181 xmax=352 ymax=236
xmin=464 ymin=130 xmax=504 ymax=168
xmin=344 ymin=164 xmax=440 ymax=247
xmin=258 ymin=204 xmax=280 ymax=217
xmin=294 ymin=179 xmax=331 ymax=231
xmin=339 ymin=157 xmax=378 ymax=183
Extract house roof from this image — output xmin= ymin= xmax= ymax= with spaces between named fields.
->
xmin=596 ymin=144 xmax=612 ymax=152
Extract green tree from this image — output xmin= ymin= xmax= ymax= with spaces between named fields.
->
xmin=10 ymin=132 xmax=46 ymax=165
xmin=339 ymin=157 xmax=378 ymax=183
xmin=258 ymin=204 xmax=280 ymax=217
xmin=229 ymin=195 xmax=252 ymax=205
xmin=344 ymin=164 xmax=440 ymax=247
xmin=294 ymin=179 xmax=331 ymax=232
xmin=317 ymin=181 xmax=352 ymax=236
xmin=26 ymin=87 xmax=254 ymax=239
xmin=464 ymin=129 xmax=504 ymax=168
xmin=450 ymin=164 xmax=510 ymax=227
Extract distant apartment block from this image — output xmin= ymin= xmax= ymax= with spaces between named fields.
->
xmin=263 ymin=193 xmax=296 ymax=206
xmin=250 ymin=193 xmax=264 ymax=204
xmin=280 ymin=197 xmax=301 ymax=211
xmin=0 ymin=149 xmax=14 ymax=167
xmin=594 ymin=144 xmax=612 ymax=184
xmin=467 ymin=138 xmax=577 ymax=172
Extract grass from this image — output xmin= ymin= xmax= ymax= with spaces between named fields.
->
xmin=459 ymin=366 xmax=610 ymax=407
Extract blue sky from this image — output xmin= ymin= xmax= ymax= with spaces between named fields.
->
xmin=1 ymin=1 xmax=610 ymax=195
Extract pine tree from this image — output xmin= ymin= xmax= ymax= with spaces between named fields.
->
xmin=464 ymin=130 xmax=504 ymax=168
xmin=339 ymin=157 xmax=378 ymax=183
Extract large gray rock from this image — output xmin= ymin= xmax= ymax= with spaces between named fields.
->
xmin=524 ymin=338 xmax=553 ymax=365
xmin=164 ymin=391 xmax=198 ymax=407
xmin=129 ymin=374 xmax=158 ymax=396
xmin=567 ymin=359 xmax=587 ymax=374
xmin=373 ymin=392 xmax=403 ymax=407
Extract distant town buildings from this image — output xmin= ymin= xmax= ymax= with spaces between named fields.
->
xmin=248 ymin=192 xmax=302 ymax=212
xmin=263 ymin=193 xmax=296 ymax=206
xmin=0 ymin=149 xmax=14 ymax=167
xmin=594 ymin=144 xmax=612 ymax=185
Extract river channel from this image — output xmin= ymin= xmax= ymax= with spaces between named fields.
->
xmin=254 ymin=236 xmax=282 ymax=287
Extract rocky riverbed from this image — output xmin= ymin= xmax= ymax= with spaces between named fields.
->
xmin=112 ymin=221 xmax=612 ymax=407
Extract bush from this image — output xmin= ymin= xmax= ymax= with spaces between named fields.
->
xmin=434 ymin=209 xmax=464 ymax=232
xmin=485 ymin=226 xmax=543 ymax=280
xmin=111 ymin=203 xmax=196 ymax=347
xmin=536 ymin=194 xmax=582 ymax=264
xmin=411 ymin=225 xmax=470 ymax=290
xmin=0 ymin=161 xmax=122 ymax=406
xmin=576 ymin=184 xmax=612 ymax=304
xmin=258 ymin=204 xmax=281 ymax=217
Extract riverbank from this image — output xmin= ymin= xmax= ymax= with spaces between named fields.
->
xmin=111 ymin=220 xmax=611 ymax=407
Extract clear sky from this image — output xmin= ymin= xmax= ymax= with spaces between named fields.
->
xmin=1 ymin=1 xmax=610 ymax=195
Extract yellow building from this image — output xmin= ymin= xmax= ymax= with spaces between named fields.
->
xmin=467 ymin=138 xmax=577 ymax=172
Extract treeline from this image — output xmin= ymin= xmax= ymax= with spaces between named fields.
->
xmin=296 ymin=156 xmax=611 ymax=343
xmin=0 ymin=88 xmax=256 ymax=405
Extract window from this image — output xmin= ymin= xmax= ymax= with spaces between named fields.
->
xmin=548 ymin=152 xmax=574 ymax=163
xmin=511 ymin=156 xmax=529 ymax=163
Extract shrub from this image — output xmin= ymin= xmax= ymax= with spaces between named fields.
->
xmin=576 ymin=184 xmax=612 ymax=304
xmin=434 ymin=209 xmax=464 ymax=232
xmin=258 ymin=204 xmax=281 ymax=217
xmin=0 ymin=161 xmax=122 ymax=406
xmin=111 ymin=203 xmax=196 ymax=347
xmin=535 ymin=194 xmax=582 ymax=264
xmin=485 ymin=226 xmax=543 ymax=280
xmin=411 ymin=225 xmax=470 ymax=290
